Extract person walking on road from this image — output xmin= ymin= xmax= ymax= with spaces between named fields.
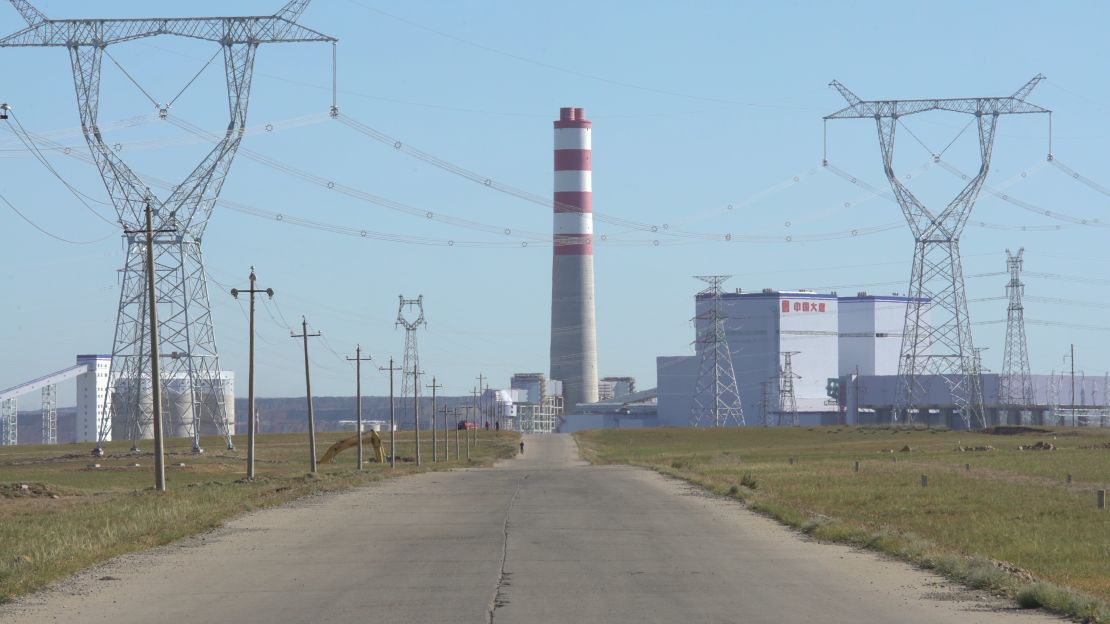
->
xmin=519 ymin=441 xmax=525 ymax=455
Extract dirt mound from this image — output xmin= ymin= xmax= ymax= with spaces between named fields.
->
xmin=0 ymin=482 xmax=61 ymax=499
xmin=1018 ymin=441 xmax=1056 ymax=451
xmin=980 ymin=426 xmax=1053 ymax=436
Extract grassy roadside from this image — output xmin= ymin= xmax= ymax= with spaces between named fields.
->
xmin=575 ymin=426 xmax=1110 ymax=623
xmin=0 ymin=429 xmax=518 ymax=603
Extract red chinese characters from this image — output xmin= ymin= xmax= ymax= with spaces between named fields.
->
xmin=781 ymin=299 xmax=828 ymax=314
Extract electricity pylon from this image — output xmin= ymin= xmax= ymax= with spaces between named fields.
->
xmin=776 ymin=351 xmax=800 ymax=427
xmin=825 ymin=76 xmax=1049 ymax=428
xmin=690 ymin=275 xmax=744 ymax=427
xmin=1 ymin=2 xmax=336 ymax=451
xmin=397 ymin=295 xmax=427 ymax=433
xmin=1000 ymin=248 xmax=1033 ymax=412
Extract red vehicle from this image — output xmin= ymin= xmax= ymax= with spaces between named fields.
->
xmin=457 ymin=420 xmax=477 ymax=430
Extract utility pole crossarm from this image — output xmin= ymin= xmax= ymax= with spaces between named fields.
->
xmin=1 ymin=11 xmax=336 ymax=47
xmin=824 ymin=75 xmax=1050 ymax=119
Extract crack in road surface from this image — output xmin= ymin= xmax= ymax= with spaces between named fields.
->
xmin=487 ymin=472 xmax=527 ymax=623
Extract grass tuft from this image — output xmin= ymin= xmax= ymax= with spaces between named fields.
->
xmin=739 ymin=472 xmax=758 ymax=489
xmin=1017 ymin=582 xmax=1110 ymax=622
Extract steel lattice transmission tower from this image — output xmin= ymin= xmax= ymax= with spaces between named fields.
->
xmin=690 ymin=276 xmax=745 ymax=427
xmin=41 ymin=384 xmax=57 ymax=445
xmin=396 ymin=295 xmax=426 ymax=429
xmin=1000 ymin=248 xmax=1033 ymax=410
xmin=776 ymin=351 xmax=800 ymax=427
xmin=825 ymin=76 xmax=1049 ymax=428
xmin=1 ymin=1 xmax=336 ymax=452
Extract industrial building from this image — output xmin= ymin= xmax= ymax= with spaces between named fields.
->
xmin=508 ymin=373 xmax=564 ymax=433
xmin=656 ymin=289 xmax=916 ymax=427
xmin=843 ymin=373 xmax=1110 ymax=428
xmin=1 ymin=355 xmax=112 ymax=445
xmin=112 ymin=372 xmax=235 ymax=442
xmin=0 ymin=355 xmax=234 ymax=446
xmin=598 ymin=377 xmax=635 ymax=401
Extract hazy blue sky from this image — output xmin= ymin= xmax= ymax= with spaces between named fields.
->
xmin=3 ymin=0 xmax=1110 ymax=406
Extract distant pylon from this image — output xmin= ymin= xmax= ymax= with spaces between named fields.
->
xmin=776 ymin=351 xmax=800 ymax=427
xmin=1048 ymin=370 xmax=1059 ymax=424
xmin=690 ymin=275 xmax=744 ymax=427
xmin=1000 ymin=248 xmax=1033 ymax=409
xmin=396 ymin=295 xmax=426 ymax=431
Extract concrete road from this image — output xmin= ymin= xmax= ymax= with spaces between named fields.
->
xmin=2 ymin=434 xmax=1059 ymax=623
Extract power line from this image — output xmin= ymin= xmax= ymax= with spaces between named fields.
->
xmin=345 ymin=0 xmax=815 ymax=111
xmin=5 ymin=113 xmax=117 ymax=226
xmin=0 ymin=191 xmax=111 ymax=245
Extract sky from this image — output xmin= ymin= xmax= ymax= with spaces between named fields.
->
xmin=3 ymin=0 xmax=1110 ymax=407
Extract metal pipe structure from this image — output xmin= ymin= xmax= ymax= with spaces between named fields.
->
xmin=550 ymin=107 xmax=599 ymax=415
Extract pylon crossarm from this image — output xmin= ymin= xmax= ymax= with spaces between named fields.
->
xmin=0 ymin=16 xmax=335 ymax=47
xmin=826 ymin=78 xmax=1049 ymax=121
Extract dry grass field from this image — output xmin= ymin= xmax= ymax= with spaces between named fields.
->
xmin=576 ymin=425 xmax=1110 ymax=622
xmin=0 ymin=429 xmax=519 ymax=602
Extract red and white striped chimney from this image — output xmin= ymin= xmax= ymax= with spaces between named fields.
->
xmin=550 ymin=107 xmax=599 ymax=412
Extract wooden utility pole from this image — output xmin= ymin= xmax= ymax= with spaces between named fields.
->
xmin=452 ymin=407 xmax=460 ymax=460
xmin=135 ymin=201 xmax=168 ymax=491
xmin=427 ymin=377 xmax=443 ymax=462
xmin=440 ymin=404 xmax=450 ymax=461
xmin=346 ymin=345 xmax=373 ymax=470
xmin=379 ymin=358 xmax=401 ymax=468
xmin=231 ymin=267 xmax=273 ymax=480
xmin=414 ymin=368 xmax=424 ymax=466
xmin=1071 ymin=344 xmax=1077 ymax=426
xmin=291 ymin=317 xmax=321 ymax=473
xmin=472 ymin=380 xmax=483 ymax=447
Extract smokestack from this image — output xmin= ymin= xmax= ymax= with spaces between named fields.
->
xmin=551 ymin=107 xmax=599 ymax=413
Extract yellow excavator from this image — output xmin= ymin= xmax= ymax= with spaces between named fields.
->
xmin=319 ymin=430 xmax=386 ymax=465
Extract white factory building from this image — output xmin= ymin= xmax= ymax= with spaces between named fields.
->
xmin=0 ymin=354 xmax=235 ymax=445
xmin=657 ymin=290 xmax=916 ymax=427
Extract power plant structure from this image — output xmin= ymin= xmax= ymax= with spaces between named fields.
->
xmin=0 ymin=356 xmax=236 ymax=446
xmin=0 ymin=1 xmax=335 ymax=453
xmin=824 ymin=76 xmax=1050 ymax=428
xmin=509 ymin=373 xmax=565 ymax=433
xmin=0 ymin=356 xmax=109 ymax=446
xmin=550 ymin=107 xmax=599 ymax=414
xmin=659 ymin=289 xmax=914 ymax=426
